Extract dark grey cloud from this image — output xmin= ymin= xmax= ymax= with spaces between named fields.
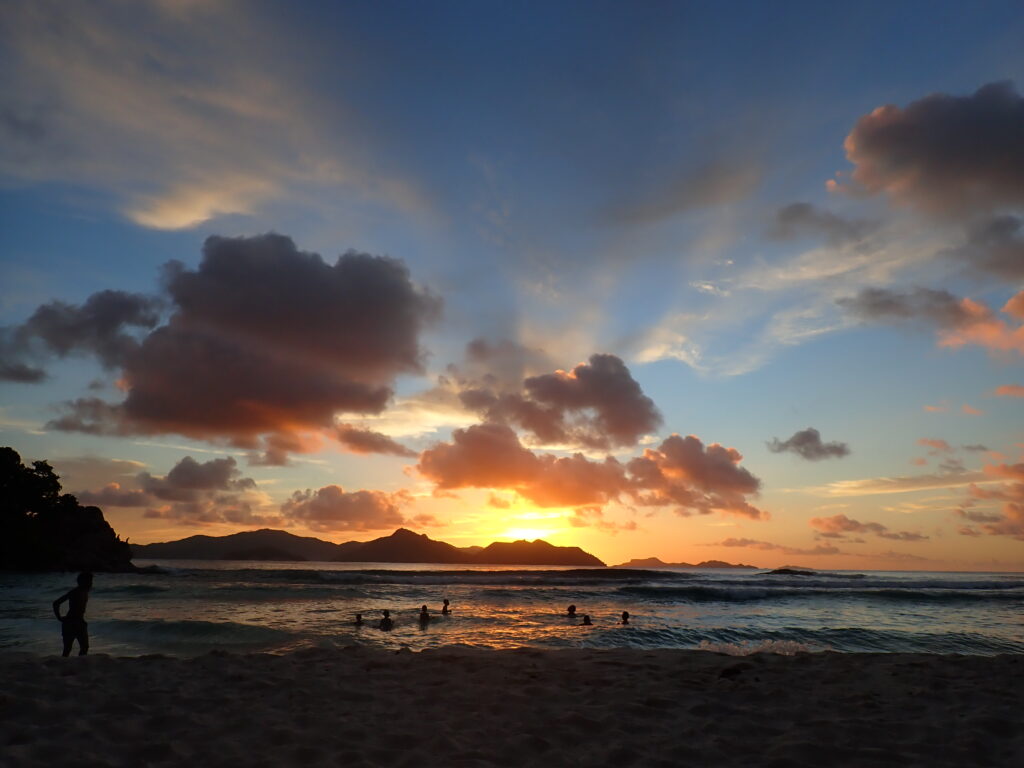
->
xmin=335 ymin=424 xmax=417 ymax=458
xmin=767 ymin=428 xmax=850 ymax=461
xmin=453 ymin=353 xmax=662 ymax=450
xmin=941 ymin=215 xmax=1024 ymax=280
xmin=0 ymin=290 xmax=160 ymax=382
xmin=770 ymin=203 xmax=877 ymax=247
xmin=45 ymin=234 xmax=440 ymax=461
xmin=836 ymin=287 xmax=974 ymax=328
xmin=841 ymin=81 xmax=1024 ymax=216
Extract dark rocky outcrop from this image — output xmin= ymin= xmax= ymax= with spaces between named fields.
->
xmin=0 ymin=447 xmax=134 ymax=572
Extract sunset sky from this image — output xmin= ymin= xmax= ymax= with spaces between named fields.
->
xmin=1 ymin=0 xmax=1022 ymax=570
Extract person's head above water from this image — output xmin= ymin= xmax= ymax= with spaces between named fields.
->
xmin=77 ymin=572 xmax=93 ymax=589
xmin=621 ymin=611 xmax=630 ymax=624
xmin=420 ymin=605 xmax=428 ymax=612
xmin=443 ymin=599 xmax=450 ymax=606
xmin=382 ymin=609 xmax=390 ymax=618
xmin=567 ymin=604 xmax=576 ymax=615
xmin=581 ymin=614 xmax=592 ymax=625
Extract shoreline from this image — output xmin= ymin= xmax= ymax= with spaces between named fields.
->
xmin=3 ymin=646 xmax=1021 ymax=767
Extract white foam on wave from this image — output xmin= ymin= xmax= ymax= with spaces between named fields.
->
xmin=697 ymin=639 xmax=823 ymax=656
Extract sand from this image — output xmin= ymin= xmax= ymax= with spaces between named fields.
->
xmin=1 ymin=647 xmax=1021 ymax=767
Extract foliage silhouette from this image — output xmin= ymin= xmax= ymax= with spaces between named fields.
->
xmin=0 ymin=447 xmax=133 ymax=571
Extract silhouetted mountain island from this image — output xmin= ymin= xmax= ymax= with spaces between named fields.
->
xmin=133 ymin=529 xmax=343 ymax=562
xmin=133 ymin=528 xmax=606 ymax=566
xmin=0 ymin=447 xmax=134 ymax=572
xmin=613 ymin=556 xmax=757 ymax=569
xmin=473 ymin=539 xmax=603 ymax=566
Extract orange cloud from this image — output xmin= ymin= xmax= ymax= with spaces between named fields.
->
xmin=417 ymin=425 xmax=767 ymax=519
xmin=961 ymin=404 xmax=984 ymax=415
xmin=917 ymin=438 xmax=952 ymax=454
xmin=994 ymin=384 xmax=1024 ymax=397
xmin=956 ymin=466 xmax=1024 ymax=540
xmin=937 ymin=292 xmax=1024 ymax=356
xmin=809 ymin=513 xmax=928 ymax=542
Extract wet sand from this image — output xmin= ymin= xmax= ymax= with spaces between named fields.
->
xmin=2 ymin=647 xmax=1021 ymax=767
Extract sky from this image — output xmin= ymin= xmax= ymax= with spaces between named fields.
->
xmin=1 ymin=0 xmax=1022 ymax=570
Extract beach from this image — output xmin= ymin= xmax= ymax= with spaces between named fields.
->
xmin=3 ymin=647 xmax=1021 ymax=767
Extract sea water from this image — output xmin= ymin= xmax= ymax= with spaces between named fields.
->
xmin=1 ymin=562 xmax=1022 ymax=657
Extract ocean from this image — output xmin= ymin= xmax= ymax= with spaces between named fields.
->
xmin=2 ymin=562 xmax=1022 ymax=657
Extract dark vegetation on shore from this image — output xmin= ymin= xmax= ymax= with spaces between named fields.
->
xmin=0 ymin=447 xmax=134 ymax=572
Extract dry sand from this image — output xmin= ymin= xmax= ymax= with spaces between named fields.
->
xmin=2 ymin=647 xmax=1021 ymax=767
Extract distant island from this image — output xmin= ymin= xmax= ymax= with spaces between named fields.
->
xmin=612 ymin=556 xmax=758 ymax=570
xmin=132 ymin=528 xmax=606 ymax=566
xmin=0 ymin=447 xmax=134 ymax=572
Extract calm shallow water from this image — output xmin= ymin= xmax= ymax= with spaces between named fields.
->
xmin=2 ymin=561 xmax=1022 ymax=656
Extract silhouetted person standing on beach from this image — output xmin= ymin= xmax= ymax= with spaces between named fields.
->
xmin=441 ymin=598 xmax=451 ymax=615
xmin=53 ymin=572 xmax=92 ymax=657
xmin=379 ymin=609 xmax=393 ymax=631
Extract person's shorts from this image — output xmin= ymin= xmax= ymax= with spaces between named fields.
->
xmin=62 ymin=619 xmax=88 ymax=643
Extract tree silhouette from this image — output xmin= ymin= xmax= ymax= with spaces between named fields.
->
xmin=0 ymin=447 xmax=133 ymax=571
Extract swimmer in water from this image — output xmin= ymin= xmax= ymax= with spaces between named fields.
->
xmin=620 ymin=611 xmax=630 ymax=625
xmin=419 ymin=605 xmax=431 ymax=624
xmin=441 ymin=598 xmax=451 ymax=615
xmin=566 ymin=604 xmax=577 ymax=618
xmin=354 ymin=613 xmax=364 ymax=626
xmin=379 ymin=609 xmax=393 ymax=631
xmin=581 ymin=614 xmax=592 ymax=626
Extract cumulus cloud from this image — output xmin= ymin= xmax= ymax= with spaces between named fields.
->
xmin=0 ymin=290 xmax=160 ymax=382
xmin=836 ymin=81 xmax=1024 ymax=216
xmin=626 ymin=434 xmax=767 ymax=519
xmin=280 ymin=485 xmax=407 ymax=532
xmin=767 ymin=428 xmax=850 ymax=461
xmin=770 ymin=203 xmax=876 ymax=247
xmin=417 ymin=425 xmax=766 ymax=519
xmin=456 ymin=353 xmax=662 ymax=450
xmin=45 ymin=234 xmax=440 ymax=461
xmin=76 ymin=455 xmax=276 ymax=526
xmin=809 ymin=513 xmax=928 ymax=542
xmin=717 ymin=538 xmax=842 ymax=556
xmin=335 ymin=424 xmax=417 ymax=458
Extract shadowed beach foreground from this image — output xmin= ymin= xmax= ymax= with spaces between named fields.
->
xmin=2 ymin=648 xmax=1021 ymax=767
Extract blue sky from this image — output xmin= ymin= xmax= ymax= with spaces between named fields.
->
xmin=1 ymin=0 xmax=1022 ymax=568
